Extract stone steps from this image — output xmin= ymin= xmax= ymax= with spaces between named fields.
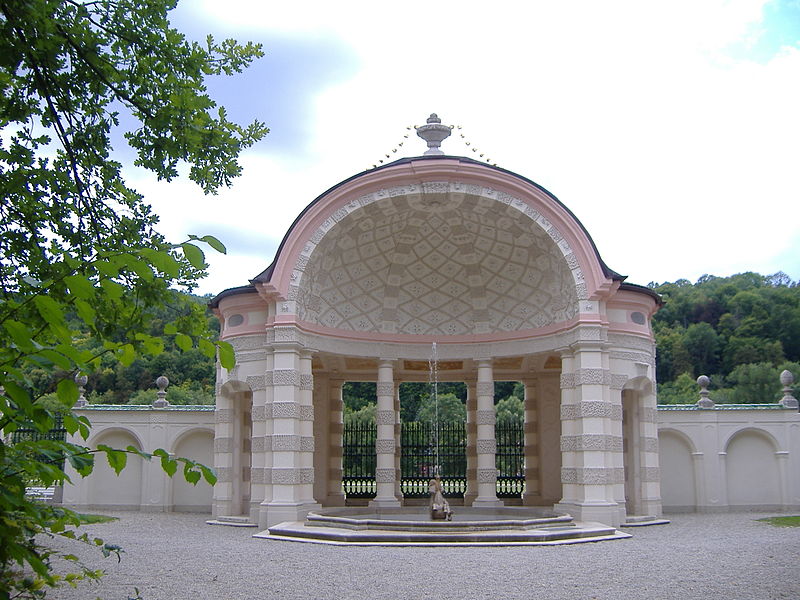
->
xmin=206 ymin=515 xmax=258 ymax=528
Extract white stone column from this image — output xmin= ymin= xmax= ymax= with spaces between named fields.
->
xmin=212 ymin=391 xmax=236 ymax=518
xmin=259 ymin=332 xmax=319 ymax=527
xmin=776 ymin=451 xmax=790 ymax=510
xmin=464 ymin=382 xmax=478 ymax=505
xmin=326 ymin=379 xmax=346 ymax=506
xmin=298 ymin=350 xmax=316 ymax=505
xmin=555 ymin=341 xmax=622 ymax=527
xmin=638 ymin=385 xmax=663 ymax=517
xmin=248 ymin=360 xmax=271 ymax=523
xmin=522 ymin=379 xmax=540 ymax=505
xmin=370 ymin=359 xmax=401 ymax=507
xmin=473 ymin=359 xmax=502 ymax=507
xmin=394 ymin=383 xmax=403 ymax=501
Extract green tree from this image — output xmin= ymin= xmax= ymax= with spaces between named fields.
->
xmin=415 ymin=392 xmax=466 ymax=423
xmin=343 ymin=402 xmax=376 ymax=425
xmin=726 ymin=362 xmax=781 ymax=404
xmin=495 ymin=395 xmax=523 ymax=422
xmin=0 ymin=1 xmax=267 ymax=596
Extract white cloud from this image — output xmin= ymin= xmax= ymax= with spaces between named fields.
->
xmin=155 ymin=0 xmax=798 ymax=294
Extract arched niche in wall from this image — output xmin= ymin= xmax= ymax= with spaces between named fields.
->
xmin=89 ymin=428 xmax=144 ymax=509
xmin=658 ymin=429 xmax=696 ymax=512
xmin=725 ymin=428 xmax=781 ymax=508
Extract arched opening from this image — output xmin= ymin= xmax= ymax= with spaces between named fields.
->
xmin=172 ymin=429 xmax=214 ymax=512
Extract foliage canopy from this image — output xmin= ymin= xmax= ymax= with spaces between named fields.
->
xmin=0 ymin=0 xmax=267 ymax=596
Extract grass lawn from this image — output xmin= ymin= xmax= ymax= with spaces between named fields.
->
xmin=756 ymin=515 xmax=800 ymax=527
xmin=75 ymin=513 xmax=118 ymax=524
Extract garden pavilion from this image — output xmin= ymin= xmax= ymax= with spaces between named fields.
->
xmin=209 ymin=116 xmax=663 ymax=529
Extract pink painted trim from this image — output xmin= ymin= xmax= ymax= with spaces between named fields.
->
xmin=266 ymin=315 xmax=583 ymax=344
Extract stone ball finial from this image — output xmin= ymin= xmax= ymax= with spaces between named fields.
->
xmin=427 ymin=113 xmax=441 ymax=123
xmin=153 ymin=375 xmax=170 ymax=408
xmin=696 ymin=375 xmax=715 ymax=408
xmin=74 ymin=373 xmax=88 ymax=408
xmin=779 ymin=370 xmax=798 ymax=409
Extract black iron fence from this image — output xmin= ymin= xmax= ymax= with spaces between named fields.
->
xmin=495 ymin=419 xmax=525 ymax=498
xmin=401 ymin=421 xmax=466 ymax=498
xmin=10 ymin=414 xmax=67 ymax=444
xmin=342 ymin=419 xmax=525 ymax=499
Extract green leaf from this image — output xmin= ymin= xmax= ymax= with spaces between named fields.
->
xmin=199 ymin=463 xmax=217 ymax=485
xmin=34 ymin=295 xmax=66 ymax=327
xmin=117 ymin=343 xmax=136 ymax=366
xmin=198 ymin=338 xmax=216 ymax=358
xmin=183 ymin=462 xmax=202 ymax=485
xmin=163 ymin=322 xmax=178 ymax=335
xmin=74 ymin=298 xmax=97 ymax=324
xmin=64 ymin=274 xmax=95 ymax=299
xmin=174 ymin=333 xmax=192 ymax=352
xmin=98 ymin=445 xmax=127 ymax=475
xmin=100 ymin=280 xmax=124 ymax=300
xmin=68 ymin=452 xmax=94 ymax=477
xmin=135 ymin=333 xmax=164 ymax=356
xmin=56 ymin=378 xmax=79 ymax=407
xmin=141 ymin=248 xmax=181 ymax=278
xmin=3 ymin=320 xmax=36 ymax=353
xmin=153 ymin=449 xmax=178 ymax=477
xmin=2 ymin=381 xmax=33 ymax=412
xmin=37 ymin=349 xmax=71 ymax=369
xmin=181 ymin=242 xmax=206 ymax=269
xmin=199 ymin=235 xmax=226 ymax=254
xmin=217 ymin=341 xmax=235 ymax=370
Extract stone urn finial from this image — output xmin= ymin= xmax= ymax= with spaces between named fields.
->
xmin=779 ymin=370 xmax=798 ymax=409
xmin=74 ymin=373 xmax=88 ymax=408
xmin=415 ymin=113 xmax=452 ymax=156
xmin=153 ymin=375 xmax=169 ymax=408
xmin=696 ymin=375 xmax=715 ymax=408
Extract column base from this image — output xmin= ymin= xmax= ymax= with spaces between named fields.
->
xmin=471 ymin=497 xmax=505 ymax=508
xmin=369 ymin=496 xmax=402 ymax=508
xmin=553 ymin=501 xmax=621 ymax=528
xmin=259 ymin=501 xmax=321 ymax=528
xmin=324 ymin=492 xmax=347 ymax=507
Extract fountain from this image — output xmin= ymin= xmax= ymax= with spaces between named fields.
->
xmin=256 ymin=343 xmax=630 ymax=545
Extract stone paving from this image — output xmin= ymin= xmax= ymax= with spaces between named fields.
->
xmin=47 ymin=511 xmax=799 ymax=600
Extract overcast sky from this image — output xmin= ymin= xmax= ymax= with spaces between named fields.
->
xmin=124 ymin=0 xmax=800 ymax=296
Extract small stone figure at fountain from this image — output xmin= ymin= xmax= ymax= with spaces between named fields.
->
xmin=429 ymin=476 xmax=453 ymax=521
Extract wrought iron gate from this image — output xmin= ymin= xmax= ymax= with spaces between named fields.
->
xmin=401 ymin=421 xmax=466 ymax=498
xmin=342 ymin=419 xmax=525 ymax=499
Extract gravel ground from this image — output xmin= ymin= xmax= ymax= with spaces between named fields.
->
xmin=44 ymin=511 xmax=799 ymax=600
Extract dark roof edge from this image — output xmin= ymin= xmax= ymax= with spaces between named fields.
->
xmin=208 ymin=284 xmax=257 ymax=309
xmin=250 ymin=155 xmax=625 ymax=285
xmin=618 ymin=282 xmax=663 ymax=305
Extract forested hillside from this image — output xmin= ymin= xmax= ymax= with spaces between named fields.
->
xmin=40 ymin=272 xmax=798 ymax=408
xmin=27 ymin=292 xmax=219 ymax=405
xmin=650 ymin=272 xmax=799 ymax=404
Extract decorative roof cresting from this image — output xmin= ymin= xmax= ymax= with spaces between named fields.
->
xmin=415 ymin=113 xmax=453 ymax=155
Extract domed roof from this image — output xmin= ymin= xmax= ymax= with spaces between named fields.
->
xmin=212 ymin=155 xmax=657 ymax=339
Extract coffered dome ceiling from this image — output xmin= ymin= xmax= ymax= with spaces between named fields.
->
xmin=294 ymin=183 xmax=582 ymax=336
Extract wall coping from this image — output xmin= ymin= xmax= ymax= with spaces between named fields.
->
xmin=657 ymin=404 xmax=789 ymax=411
xmin=75 ymin=405 xmax=214 ymax=412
